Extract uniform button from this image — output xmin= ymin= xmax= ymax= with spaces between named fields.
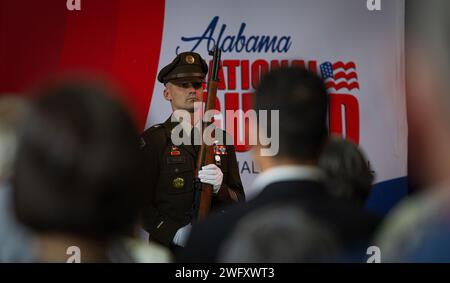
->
xmin=174 ymin=168 xmax=179 ymax=173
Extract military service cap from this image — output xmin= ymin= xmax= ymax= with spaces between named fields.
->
xmin=157 ymin=52 xmax=208 ymax=84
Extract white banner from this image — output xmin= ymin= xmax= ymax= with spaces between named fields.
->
xmin=146 ymin=0 xmax=407 ymax=197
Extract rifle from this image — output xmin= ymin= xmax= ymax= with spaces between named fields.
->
xmin=192 ymin=46 xmax=222 ymax=221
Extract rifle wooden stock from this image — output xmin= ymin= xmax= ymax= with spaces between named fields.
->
xmin=194 ymin=47 xmax=221 ymax=221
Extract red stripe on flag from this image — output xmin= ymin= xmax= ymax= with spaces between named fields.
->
xmin=326 ymin=81 xmax=360 ymax=90
xmin=110 ymin=0 xmax=165 ymax=131
xmin=1 ymin=0 xmax=165 ymax=131
xmin=334 ymin=71 xmax=358 ymax=80
xmin=0 ymin=0 xmax=67 ymax=93
xmin=59 ymin=0 xmax=121 ymax=73
xmin=332 ymin=61 xmax=356 ymax=70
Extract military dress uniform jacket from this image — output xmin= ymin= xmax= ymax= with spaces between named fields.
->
xmin=140 ymin=117 xmax=245 ymax=247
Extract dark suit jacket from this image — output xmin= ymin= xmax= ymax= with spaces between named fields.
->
xmin=140 ymin=117 xmax=245 ymax=247
xmin=179 ymin=180 xmax=381 ymax=262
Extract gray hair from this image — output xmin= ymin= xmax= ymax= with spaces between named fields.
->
xmin=319 ymin=137 xmax=373 ymax=206
xmin=408 ymin=0 xmax=450 ymax=99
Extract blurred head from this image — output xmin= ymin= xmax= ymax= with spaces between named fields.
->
xmin=319 ymin=137 xmax=373 ymax=206
xmin=0 ymin=96 xmax=28 ymax=182
xmin=254 ymin=67 xmax=328 ymax=168
xmin=406 ymin=0 xmax=450 ymax=187
xmin=219 ymin=205 xmax=338 ymax=263
xmin=13 ymin=79 xmax=146 ymax=239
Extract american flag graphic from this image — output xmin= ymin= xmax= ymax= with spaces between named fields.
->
xmin=320 ymin=61 xmax=360 ymax=91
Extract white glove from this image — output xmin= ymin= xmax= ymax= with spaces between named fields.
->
xmin=173 ymin=224 xmax=192 ymax=247
xmin=198 ymin=164 xmax=223 ymax=194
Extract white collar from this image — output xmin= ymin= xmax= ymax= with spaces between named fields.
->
xmin=247 ymin=165 xmax=325 ymax=201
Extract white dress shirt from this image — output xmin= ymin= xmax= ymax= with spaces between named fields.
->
xmin=246 ymin=165 xmax=325 ymax=201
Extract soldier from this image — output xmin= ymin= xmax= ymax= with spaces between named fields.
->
xmin=140 ymin=51 xmax=245 ymax=249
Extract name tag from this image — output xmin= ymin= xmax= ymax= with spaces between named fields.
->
xmin=167 ymin=156 xmax=186 ymax=164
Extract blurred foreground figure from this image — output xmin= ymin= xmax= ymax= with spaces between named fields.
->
xmin=376 ymin=0 xmax=450 ymax=262
xmin=12 ymin=79 xmax=171 ymax=262
xmin=0 ymin=96 xmax=35 ymax=262
xmin=319 ymin=137 xmax=373 ymax=207
xmin=180 ymin=67 xmax=380 ymax=262
xmin=219 ymin=205 xmax=338 ymax=263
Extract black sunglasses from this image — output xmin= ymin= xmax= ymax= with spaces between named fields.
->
xmin=173 ymin=81 xmax=204 ymax=90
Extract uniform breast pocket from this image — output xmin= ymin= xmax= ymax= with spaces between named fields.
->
xmin=166 ymin=158 xmax=195 ymax=194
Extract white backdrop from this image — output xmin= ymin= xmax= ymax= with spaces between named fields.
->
xmin=145 ymin=0 xmax=407 ymax=197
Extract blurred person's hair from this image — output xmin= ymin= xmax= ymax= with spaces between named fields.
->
xmin=0 ymin=96 xmax=28 ymax=181
xmin=319 ymin=137 xmax=373 ymax=206
xmin=219 ymin=205 xmax=338 ymax=263
xmin=408 ymin=0 xmax=450 ymax=104
xmin=12 ymin=79 xmax=146 ymax=238
xmin=255 ymin=67 xmax=328 ymax=161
